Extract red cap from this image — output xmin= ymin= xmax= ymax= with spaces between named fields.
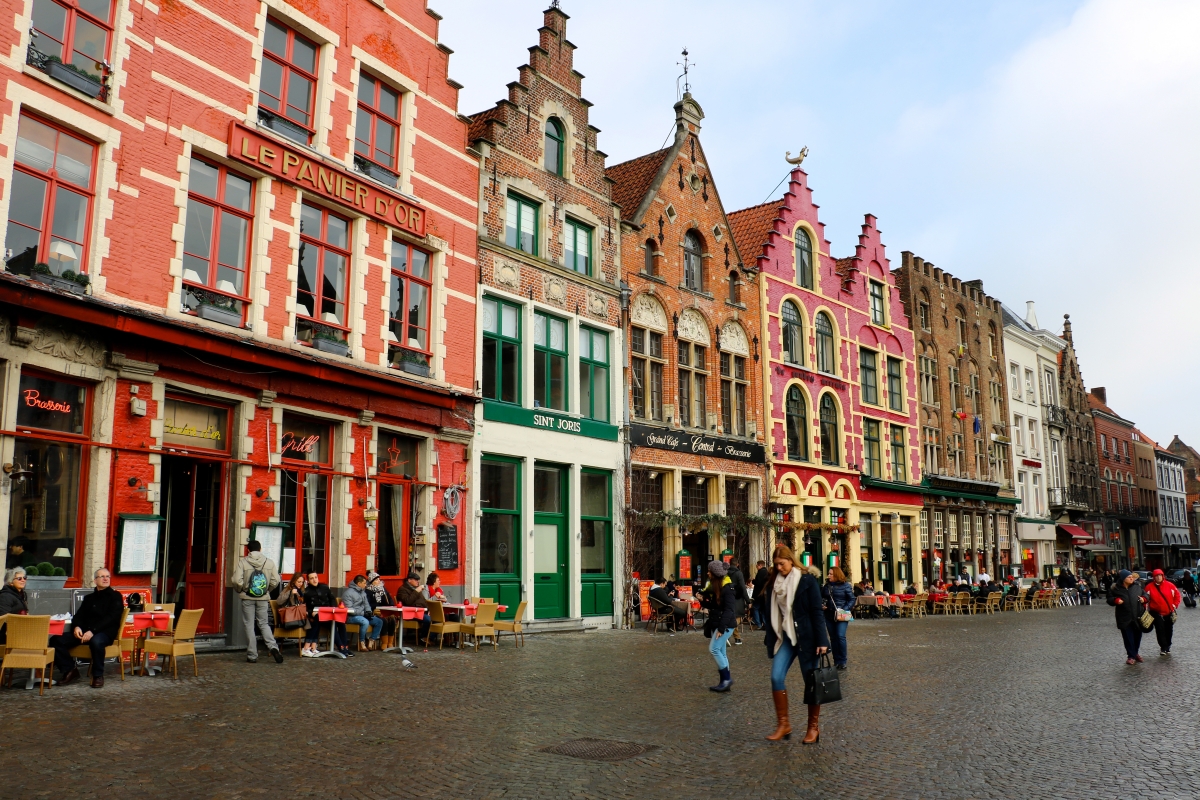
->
xmin=1152 ymin=569 xmax=1165 ymax=577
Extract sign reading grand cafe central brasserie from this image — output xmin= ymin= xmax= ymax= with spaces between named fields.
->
xmin=629 ymin=423 xmax=766 ymax=464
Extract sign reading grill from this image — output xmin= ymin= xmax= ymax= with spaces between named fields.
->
xmin=629 ymin=423 xmax=765 ymax=464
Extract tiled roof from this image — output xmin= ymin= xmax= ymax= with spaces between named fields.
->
xmin=466 ymin=106 xmax=506 ymax=144
xmin=1133 ymin=428 xmax=1161 ymax=450
xmin=605 ymin=147 xmax=672 ymax=221
xmin=726 ymin=200 xmax=780 ymax=265
xmin=1087 ymin=393 xmax=1131 ymax=424
xmin=834 ymin=256 xmax=859 ymax=278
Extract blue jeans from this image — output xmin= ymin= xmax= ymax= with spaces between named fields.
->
xmin=751 ymin=602 xmax=765 ymax=629
xmin=825 ymin=618 xmax=848 ymax=666
xmin=347 ymin=615 xmax=383 ymax=642
xmin=1120 ymin=624 xmax=1142 ymax=659
xmin=709 ymin=627 xmax=735 ymax=670
xmin=771 ymin=635 xmax=818 ymax=693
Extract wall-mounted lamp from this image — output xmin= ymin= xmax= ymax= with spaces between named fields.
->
xmin=648 ymin=471 xmax=659 ymax=480
xmin=737 ymin=481 xmax=747 ymax=490
xmin=128 ymin=476 xmax=142 ymax=487
xmin=695 ymin=475 xmax=707 ymax=485
xmin=255 ymin=488 xmax=279 ymax=503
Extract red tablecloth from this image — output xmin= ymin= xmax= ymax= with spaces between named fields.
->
xmin=132 ymin=612 xmax=172 ymax=630
xmin=929 ymin=593 xmax=948 ymax=602
xmin=317 ymin=607 xmax=348 ymax=623
xmin=48 ymin=619 xmax=66 ymax=636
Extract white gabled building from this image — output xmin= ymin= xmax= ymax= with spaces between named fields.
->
xmin=1002 ymin=301 xmax=1068 ymax=578
xmin=1156 ymin=448 xmax=1190 ymax=566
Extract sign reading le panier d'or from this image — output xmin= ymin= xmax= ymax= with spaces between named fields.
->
xmin=228 ymin=122 xmax=426 ymax=237
xmin=629 ymin=423 xmax=766 ymax=464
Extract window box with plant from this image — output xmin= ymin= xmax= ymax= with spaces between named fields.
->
xmin=24 ymin=561 xmax=69 ymax=591
xmin=185 ymin=286 xmax=243 ymax=327
xmin=28 ymin=262 xmax=90 ymax=295
xmin=26 ymin=0 xmax=116 ymax=102
xmin=301 ymin=320 xmax=350 ymax=357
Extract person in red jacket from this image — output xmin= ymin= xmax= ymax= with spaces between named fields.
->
xmin=1143 ymin=569 xmax=1182 ymax=656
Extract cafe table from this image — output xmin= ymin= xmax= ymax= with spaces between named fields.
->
xmin=131 ymin=611 xmax=173 ymax=675
xmin=441 ymin=603 xmax=508 ymax=646
xmin=314 ymin=607 xmax=349 ymax=658
xmin=375 ymin=606 xmax=427 ymax=654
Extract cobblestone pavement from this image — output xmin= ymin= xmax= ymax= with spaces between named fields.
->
xmin=3 ymin=604 xmax=1199 ymax=799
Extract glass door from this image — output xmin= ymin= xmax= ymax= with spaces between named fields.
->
xmin=533 ymin=464 xmax=568 ymax=618
xmin=479 ymin=457 xmax=521 ymax=616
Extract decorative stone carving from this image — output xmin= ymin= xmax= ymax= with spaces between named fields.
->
xmin=29 ymin=324 xmax=104 ymax=366
xmin=677 ymin=308 xmax=710 ymax=344
xmin=630 ymin=294 xmax=667 ymax=331
xmin=494 ymin=256 xmax=521 ymax=290
xmin=586 ymin=290 xmax=608 ymax=319
xmin=543 ymin=275 xmax=567 ymax=307
xmin=719 ymin=321 xmax=749 ymax=356
xmin=12 ymin=325 xmax=36 ymax=347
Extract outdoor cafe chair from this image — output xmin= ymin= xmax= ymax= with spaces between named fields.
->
xmin=1002 ymin=590 xmax=1022 ymax=612
xmin=931 ymin=594 xmax=953 ymax=615
xmin=984 ymin=592 xmax=1002 ymax=615
xmin=0 ymin=615 xmax=54 ymax=695
xmin=269 ymin=599 xmax=307 ymax=652
xmin=646 ymin=597 xmax=676 ymax=634
xmin=427 ymin=600 xmax=461 ymax=649
xmin=493 ymin=600 xmax=527 ymax=646
xmin=459 ymin=603 xmax=499 ymax=651
xmin=143 ymin=608 xmax=203 ymax=679
xmin=69 ymin=607 xmax=130 ymax=681
xmin=954 ymin=593 xmax=973 ymax=615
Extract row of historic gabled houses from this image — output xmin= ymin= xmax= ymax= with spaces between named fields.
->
xmin=2 ymin=1 xmax=1177 ymax=643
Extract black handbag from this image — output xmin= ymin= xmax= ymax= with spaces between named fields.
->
xmin=808 ymin=653 xmax=843 ymax=705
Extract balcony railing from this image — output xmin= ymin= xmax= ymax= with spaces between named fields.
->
xmin=1044 ymin=404 xmax=1068 ymax=427
xmin=1048 ymin=486 xmax=1092 ymax=510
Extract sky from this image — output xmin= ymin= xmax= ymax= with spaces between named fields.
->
xmin=439 ymin=0 xmax=1200 ymax=448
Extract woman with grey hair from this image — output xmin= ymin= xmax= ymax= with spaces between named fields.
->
xmin=0 ymin=566 xmax=29 ymax=645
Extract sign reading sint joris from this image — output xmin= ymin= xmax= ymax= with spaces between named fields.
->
xmin=228 ymin=122 xmax=426 ymax=237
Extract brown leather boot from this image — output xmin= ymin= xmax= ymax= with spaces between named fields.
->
xmin=766 ymin=690 xmax=791 ymax=741
xmin=802 ymin=703 xmax=820 ymax=744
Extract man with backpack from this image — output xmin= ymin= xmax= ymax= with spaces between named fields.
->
xmin=232 ymin=539 xmax=282 ymax=663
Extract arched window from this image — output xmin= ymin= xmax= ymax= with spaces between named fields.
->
xmin=781 ymin=301 xmax=803 ymax=365
xmin=819 ymin=394 xmax=839 ymax=466
xmin=786 ymin=386 xmax=808 ymax=461
xmin=544 ymin=117 xmax=564 ymax=175
xmin=815 ymin=311 xmax=835 ymax=374
xmin=643 ymin=240 xmax=656 ymax=275
xmin=728 ymin=271 xmax=740 ymax=304
xmin=795 ymin=228 xmax=813 ymax=289
xmin=683 ymin=231 xmax=704 ymax=291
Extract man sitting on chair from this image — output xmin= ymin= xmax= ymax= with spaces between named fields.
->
xmin=395 ymin=571 xmax=430 ymax=644
xmin=649 ymin=576 xmax=688 ymax=628
xmin=50 ymin=568 xmax=124 ymax=688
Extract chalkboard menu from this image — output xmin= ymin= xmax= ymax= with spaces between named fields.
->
xmin=436 ymin=523 xmax=458 ymax=570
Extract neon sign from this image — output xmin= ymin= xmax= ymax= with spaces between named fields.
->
xmin=22 ymin=389 xmax=71 ymax=413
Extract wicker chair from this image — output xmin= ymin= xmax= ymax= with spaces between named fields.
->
xmin=143 ymin=608 xmax=203 ymax=679
xmin=493 ymin=600 xmax=527 ymax=646
xmin=427 ymin=600 xmax=462 ymax=649
xmin=932 ymin=594 xmax=953 ymax=615
xmin=269 ymin=599 xmax=307 ymax=652
xmin=459 ymin=603 xmax=499 ymax=651
xmin=984 ymin=592 xmax=1002 ymax=615
xmin=1 ymin=615 xmax=54 ymax=695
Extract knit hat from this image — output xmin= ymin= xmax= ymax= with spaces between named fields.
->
xmin=366 ymin=571 xmax=381 ymax=583
xmin=708 ymin=560 xmax=728 ymax=578
xmin=1117 ymin=569 xmax=1133 ymax=582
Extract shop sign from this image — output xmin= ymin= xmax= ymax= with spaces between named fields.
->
xmin=482 ymin=400 xmax=619 ymax=442
xmin=280 ymin=413 xmax=331 ymax=463
xmin=629 ymin=423 xmax=765 ymax=464
xmin=16 ymin=373 xmax=85 ymax=434
xmin=1021 ymin=458 xmax=1042 ymax=468
xmin=228 ymin=122 xmax=426 ymax=236
xmin=163 ymin=399 xmax=229 ymax=451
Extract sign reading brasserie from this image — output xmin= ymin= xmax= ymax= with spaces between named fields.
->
xmin=629 ymin=423 xmax=765 ymax=464
xmin=228 ymin=122 xmax=426 ymax=237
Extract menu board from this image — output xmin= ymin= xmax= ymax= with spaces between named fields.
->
xmin=117 ymin=516 xmax=163 ymax=575
xmin=250 ymin=522 xmax=286 ymax=570
xmin=437 ymin=523 xmax=458 ymax=570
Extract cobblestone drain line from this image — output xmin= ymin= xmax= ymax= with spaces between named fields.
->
xmin=2 ymin=607 xmax=1200 ymax=799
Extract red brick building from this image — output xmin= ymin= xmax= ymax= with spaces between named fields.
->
xmin=1088 ymin=389 xmax=1144 ymax=569
xmin=608 ymin=93 xmax=768 ymax=584
xmin=729 ymin=168 xmax=924 ymax=593
xmin=0 ymin=0 xmax=478 ymax=638
xmin=464 ymin=6 xmax=623 ymax=625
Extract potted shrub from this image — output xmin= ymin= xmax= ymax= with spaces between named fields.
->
xmin=196 ymin=294 xmax=242 ymax=327
xmin=25 ymin=561 xmax=69 ymax=591
xmin=394 ymin=348 xmax=431 ymax=377
xmin=31 ymin=263 xmax=88 ymax=294
xmin=312 ymin=326 xmax=350 ymax=357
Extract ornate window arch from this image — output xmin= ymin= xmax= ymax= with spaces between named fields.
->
xmin=683 ymin=230 xmax=704 ymax=291
xmin=786 ymin=385 xmax=809 ymax=462
xmin=782 ymin=300 xmax=803 ymax=365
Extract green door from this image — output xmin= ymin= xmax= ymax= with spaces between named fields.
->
xmin=580 ymin=469 xmax=613 ymax=616
xmin=479 ymin=457 xmax=521 ymax=618
xmin=534 ymin=464 xmax=568 ymax=618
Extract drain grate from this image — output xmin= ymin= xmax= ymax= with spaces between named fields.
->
xmin=540 ymin=738 xmax=658 ymax=762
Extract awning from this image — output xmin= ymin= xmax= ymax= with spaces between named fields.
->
xmin=1058 ymin=524 xmax=1091 ymax=543
xmin=1077 ymin=544 xmax=1114 ymax=552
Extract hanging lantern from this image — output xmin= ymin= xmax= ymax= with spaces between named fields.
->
xmin=827 ymin=552 xmax=839 ymax=569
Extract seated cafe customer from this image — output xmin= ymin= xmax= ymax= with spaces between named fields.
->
xmin=303 ymin=572 xmax=350 ymax=657
xmin=50 ymin=568 xmax=124 ymax=688
xmin=342 ymin=575 xmax=384 ymax=651
xmin=396 ymin=571 xmax=430 ymax=644
xmin=649 ymin=576 xmax=688 ymax=627
xmin=0 ymin=567 xmax=29 ymax=645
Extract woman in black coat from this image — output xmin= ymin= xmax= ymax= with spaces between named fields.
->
xmin=0 ymin=567 xmax=29 ymax=646
xmin=1106 ymin=569 xmax=1147 ymax=664
xmin=763 ymin=545 xmax=830 ymax=744
xmin=699 ymin=560 xmax=738 ymax=693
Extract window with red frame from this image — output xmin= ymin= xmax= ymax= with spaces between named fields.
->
xmin=181 ymin=157 xmax=253 ymax=321
xmin=355 ymin=74 xmax=401 ymax=173
xmin=388 ymin=240 xmax=431 ymax=372
xmin=278 ymin=413 xmax=332 ymax=577
xmin=4 ymin=115 xmax=96 ymax=278
xmin=258 ymin=18 xmax=318 ymax=143
xmin=30 ymin=0 xmax=114 ymax=82
xmin=296 ymin=203 xmax=350 ymax=343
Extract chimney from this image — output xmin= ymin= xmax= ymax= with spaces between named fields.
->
xmin=1091 ymin=387 xmax=1107 ymax=404
xmin=1025 ymin=301 xmax=1038 ymax=329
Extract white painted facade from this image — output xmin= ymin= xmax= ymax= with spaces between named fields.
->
xmin=1156 ymin=449 xmax=1190 ymax=548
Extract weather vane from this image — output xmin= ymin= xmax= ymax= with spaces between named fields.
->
xmin=678 ymin=48 xmax=692 ymax=96
xmin=786 ymin=147 xmax=809 ymax=165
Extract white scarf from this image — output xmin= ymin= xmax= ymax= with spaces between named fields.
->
xmin=769 ymin=567 xmax=801 ymax=654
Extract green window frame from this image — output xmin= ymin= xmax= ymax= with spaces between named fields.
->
xmin=505 ymin=193 xmax=539 ymax=255
xmin=864 ymin=418 xmax=882 ymax=478
xmin=860 ymin=348 xmax=878 ymax=405
xmin=534 ymin=311 xmax=568 ymax=411
xmin=580 ymin=469 xmax=611 ymax=576
xmin=482 ymin=296 xmax=521 ymax=404
xmin=480 ymin=455 xmax=521 ymax=578
xmin=564 ymin=217 xmax=592 ymax=275
xmin=544 ymin=117 xmax=564 ymax=176
xmin=578 ymin=326 xmax=609 ymax=422
xmin=887 ymin=357 xmax=903 ymax=412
